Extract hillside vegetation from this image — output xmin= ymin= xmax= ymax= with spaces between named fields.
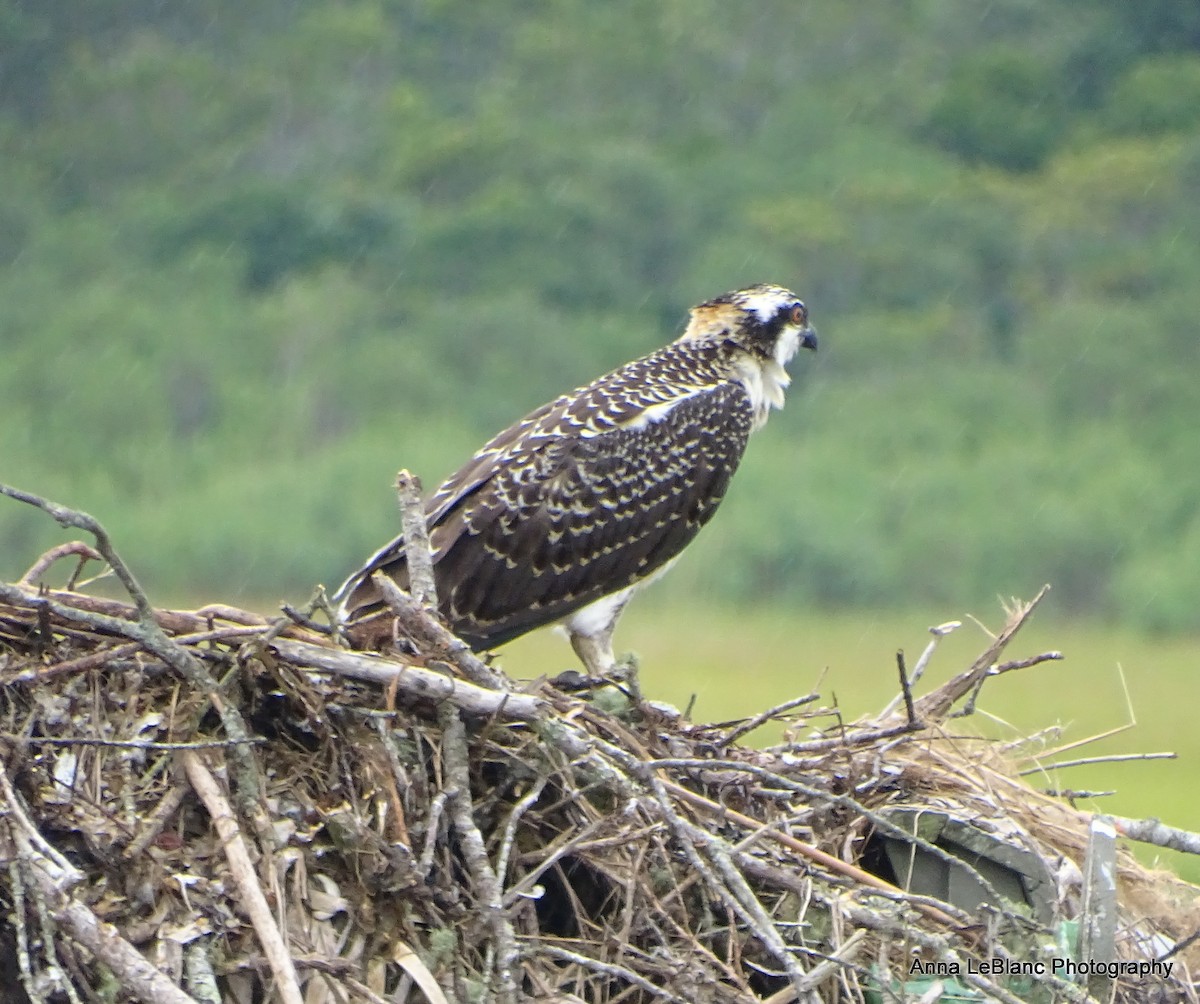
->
xmin=2 ymin=1 xmax=1199 ymax=630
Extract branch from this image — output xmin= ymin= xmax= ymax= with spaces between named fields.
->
xmin=438 ymin=704 xmax=519 ymax=1004
xmin=18 ymin=541 xmax=104 ymax=588
xmin=269 ymin=637 xmax=543 ymax=719
xmin=394 ymin=470 xmax=437 ymax=608
xmin=716 ymin=691 xmax=820 ymax=750
xmin=1113 ymin=815 xmax=1200 ymax=855
xmin=371 ymin=573 xmax=508 ymax=691
xmin=181 ymin=751 xmax=304 ymax=1004
xmin=914 ymin=586 xmax=1051 ymax=721
xmin=0 ymin=484 xmax=156 ymax=623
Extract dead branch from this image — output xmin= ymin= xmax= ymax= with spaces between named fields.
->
xmin=371 ymin=573 xmax=508 ymax=691
xmin=269 ymin=636 xmax=543 ymax=719
xmin=18 ymin=541 xmax=104 ymax=589
xmin=913 ymin=585 xmax=1051 ymax=721
xmin=395 ymin=469 xmax=438 ymax=609
xmin=1113 ymin=815 xmax=1200 ymax=855
xmin=181 ymin=750 xmax=304 ymax=1004
xmin=438 ymin=703 xmax=520 ymax=1004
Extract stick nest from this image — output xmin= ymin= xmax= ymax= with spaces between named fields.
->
xmin=0 ymin=548 xmax=1197 ymax=1002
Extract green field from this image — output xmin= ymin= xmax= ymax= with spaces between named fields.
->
xmin=501 ymin=597 xmax=1200 ymax=883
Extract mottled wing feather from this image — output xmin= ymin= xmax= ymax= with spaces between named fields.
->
xmin=336 ymin=340 xmax=753 ymax=648
xmin=435 ymin=382 xmax=754 ymax=647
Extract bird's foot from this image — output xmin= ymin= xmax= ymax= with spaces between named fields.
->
xmin=610 ymin=651 xmax=643 ymax=703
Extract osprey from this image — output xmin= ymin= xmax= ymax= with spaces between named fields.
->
xmin=336 ymin=283 xmax=817 ymax=674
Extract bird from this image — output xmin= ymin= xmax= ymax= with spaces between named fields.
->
xmin=335 ymin=283 xmax=817 ymax=675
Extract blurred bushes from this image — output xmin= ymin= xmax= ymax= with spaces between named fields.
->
xmin=1 ymin=0 xmax=1199 ymax=630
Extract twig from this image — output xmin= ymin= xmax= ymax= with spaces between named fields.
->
xmin=763 ymin=929 xmax=868 ymax=1003
xmin=1113 ymin=815 xmax=1200 ymax=855
xmin=416 ymin=792 xmax=448 ymax=881
xmin=992 ymin=651 xmax=1064 ymax=675
xmin=653 ymin=766 xmax=962 ymax=929
xmin=914 ymin=586 xmax=1050 ymax=721
xmin=878 ymin=620 xmax=960 ymax=719
xmin=528 ymin=943 xmax=693 ymax=1004
xmin=0 ymin=762 xmax=197 ymax=1004
xmin=16 ymin=736 xmax=265 ymax=751
xmin=123 ymin=782 xmax=189 ymax=860
xmin=770 ymin=721 xmax=918 ymax=756
xmin=371 ymin=573 xmax=508 ymax=691
xmin=395 ymin=470 xmax=438 ymax=609
xmin=587 ymin=737 xmax=812 ymax=995
xmin=18 ymin=541 xmax=104 ymax=588
xmin=0 ymin=757 xmax=81 ymax=879
xmin=1158 ymin=927 xmax=1200 ymax=962
xmin=6 ymin=851 xmax=35 ymax=1003
xmin=717 ymin=691 xmax=820 ymax=750
xmin=895 ymin=650 xmax=917 ymax=727
xmin=495 ymin=774 xmax=548 ymax=887
xmin=1019 ymin=751 xmax=1176 ymax=776
xmin=180 ymin=751 xmax=304 ymax=1004
xmin=269 ymin=637 xmax=542 ymax=719
xmin=184 ymin=940 xmax=223 ymax=1004
xmin=1 ymin=484 xmax=158 ymax=628
xmin=438 ymin=704 xmax=519 ymax=1004
xmin=374 ymin=720 xmax=413 ymax=846
xmin=1077 ymin=816 xmax=1118 ymax=1000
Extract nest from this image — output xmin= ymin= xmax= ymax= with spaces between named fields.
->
xmin=0 ymin=488 xmax=1197 ymax=1004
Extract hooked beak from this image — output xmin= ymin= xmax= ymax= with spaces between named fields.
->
xmin=800 ymin=326 xmax=818 ymax=352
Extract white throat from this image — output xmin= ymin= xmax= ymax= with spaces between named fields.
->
xmin=735 ymin=326 xmax=801 ymax=430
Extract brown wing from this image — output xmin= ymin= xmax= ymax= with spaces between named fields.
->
xmin=335 ymin=341 xmax=752 ymax=648
xmin=433 ymin=382 xmax=755 ymax=647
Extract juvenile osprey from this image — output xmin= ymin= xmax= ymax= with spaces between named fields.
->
xmin=336 ymin=284 xmax=817 ymax=674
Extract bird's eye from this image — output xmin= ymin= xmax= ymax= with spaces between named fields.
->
xmin=789 ymin=303 xmax=808 ymax=326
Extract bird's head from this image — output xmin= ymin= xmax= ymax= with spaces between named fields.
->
xmin=681 ymin=283 xmax=818 ymax=367
xmin=678 ymin=284 xmax=817 ymax=427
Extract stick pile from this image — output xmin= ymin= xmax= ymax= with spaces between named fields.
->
xmin=0 ymin=485 xmax=1196 ymax=1004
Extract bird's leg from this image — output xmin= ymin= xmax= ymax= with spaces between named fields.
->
xmin=568 ymin=621 xmax=620 ymax=678
xmin=565 ymin=588 xmax=635 ymax=680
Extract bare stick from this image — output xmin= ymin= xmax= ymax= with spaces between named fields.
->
xmin=269 ymin=637 xmax=540 ymax=719
xmin=395 ymin=470 xmax=438 ymax=609
xmin=1019 ymin=752 xmax=1176 ymax=776
xmin=184 ymin=940 xmax=222 ymax=1004
xmin=371 ymin=573 xmax=507 ymax=691
xmin=583 ymin=736 xmax=811 ymax=993
xmin=763 ymin=929 xmax=868 ymax=1003
xmin=416 ymin=792 xmax=449 ymax=881
xmin=1113 ymin=815 xmax=1200 ymax=855
xmin=123 ymin=783 xmax=190 ymax=861
xmin=528 ymin=944 xmax=691 ymax=1004
xmin=914 ymin=585 xmax=1051 ymax=721
xmin=895 ymin=650 xmax=917 ymax=727
xmin=716 ymin=691 xmax=820 ymax=750
xmin=878 ymin=620 xmax=961 ymax=719
xmin=495 ymin=775 xmax=548 ymax=888
xmin=17 ymin=736 xmax=265 ymax=751
xmin=181 ymin=751 xmax=304 ymax=1004
xmin=992 ymin=651 xmax=1064 ymax=674
xmin=438 ymin=704 xmax=519 ymax=1004
xmin=18 ymin=541 xmax=104 ymax=588
xmin=1077 ymin=816 xmax=1117 ymax=1001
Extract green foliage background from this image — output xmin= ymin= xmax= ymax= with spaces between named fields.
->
xmin=2 ymin=0 xmax=1199 ymax=631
